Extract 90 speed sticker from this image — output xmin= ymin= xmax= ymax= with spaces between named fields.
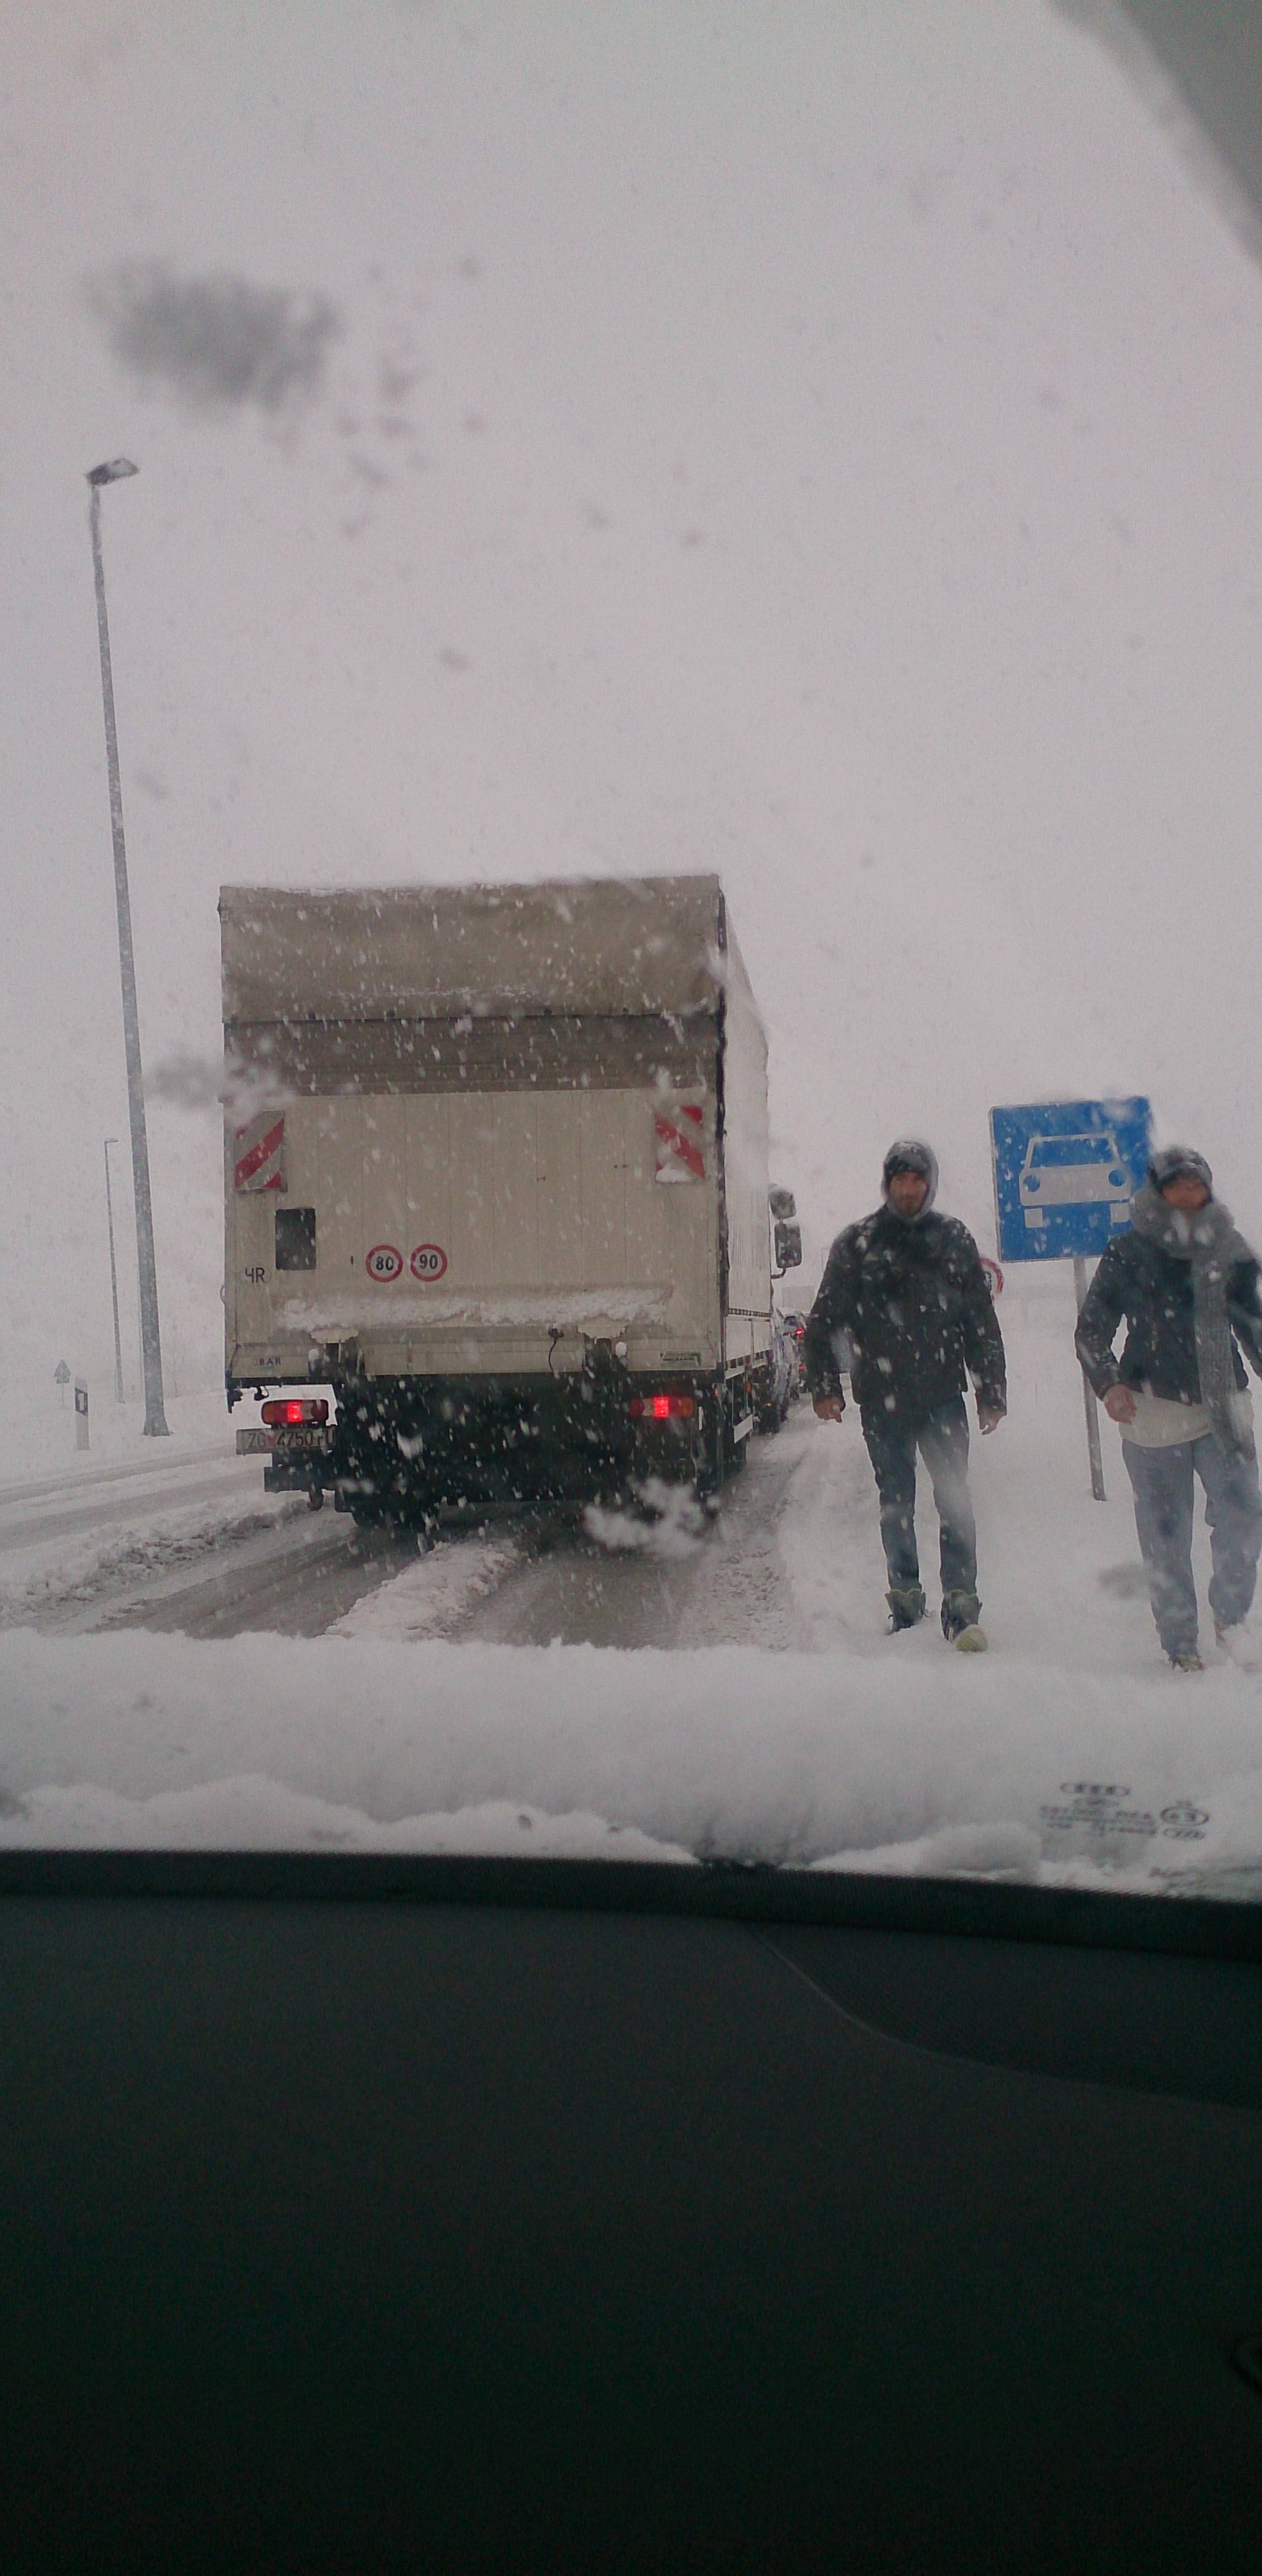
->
xmin=365 ymin=1243 xmax=403 ymax=1283
xmin=410 ymin=1243 xmax=448 ymax=1280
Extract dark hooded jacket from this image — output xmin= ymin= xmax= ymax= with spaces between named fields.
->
xmin=803 ymin=1160 xmax=1006 ymax=1425
xmin=1075 ymin=1228 xmax=1262 ymax=1403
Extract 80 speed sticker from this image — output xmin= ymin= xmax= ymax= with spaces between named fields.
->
xmin=365 ymin=1244 xmax=403 ymax=1283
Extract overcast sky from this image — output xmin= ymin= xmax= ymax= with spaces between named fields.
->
xmin=5 ymin=0 xmax=1262 ymax=1397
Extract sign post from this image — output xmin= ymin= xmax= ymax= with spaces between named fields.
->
xmin=74 ymin=1380 xmax=90 ymax=1453
xmin=1072 ymin=1254 xmax=1106 ymax=1502
xmin=54 ymin=1360 xmax=71 ymax=1409
xmin=990 ymin=1097 xmax=1152 ymax=1502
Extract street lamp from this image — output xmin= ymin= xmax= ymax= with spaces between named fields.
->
xmin=87 ymin=459 xmax=169 ymax=1437
xmin=103 ymin=1138 xmax=125 ymax=1404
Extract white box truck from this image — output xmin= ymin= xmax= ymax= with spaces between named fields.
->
xmin=222 ymin=875 xmax=800 ymax=1524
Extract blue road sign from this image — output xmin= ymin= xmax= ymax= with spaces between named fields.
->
xmin=991 ymin=1097 xmax=1152 ymax=1263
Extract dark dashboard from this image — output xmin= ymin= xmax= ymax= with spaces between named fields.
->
xmin=1 ymin=1855 xmax=1258 ymax=2573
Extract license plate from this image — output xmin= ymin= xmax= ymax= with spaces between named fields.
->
xmin=275 ymin=1427 xmax=331 ymax=1454
xmin=235 ymin=1428 xmax=274 ymax=1455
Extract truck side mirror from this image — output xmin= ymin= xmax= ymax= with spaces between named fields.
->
xmin=773 ymin=1221 xmax=802 ymax=1270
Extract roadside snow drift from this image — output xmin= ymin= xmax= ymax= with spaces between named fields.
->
xmin=1 ymin=1629 xmax=1259 ymax=1895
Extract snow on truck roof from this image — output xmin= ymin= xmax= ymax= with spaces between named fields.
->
xmin=220 ymin=875 xmax=737 ymax=1024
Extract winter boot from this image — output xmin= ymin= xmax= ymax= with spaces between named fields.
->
xmin=885 ymin=1582 xmax=927 ymax=1634
xmin=942 ymin=1590 xmax=987 ymax=1652
xmin=1169 ymin=1647 xmax=1204 ymax=1673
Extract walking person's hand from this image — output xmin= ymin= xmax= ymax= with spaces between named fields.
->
xmin=977 ymin=1404 xmax=1005 ymax=1436
xmin=813 ymin=1392 xmax=847 ymax=1423
xmin=1102 ymin=1385 xmax=1136 ymax=1424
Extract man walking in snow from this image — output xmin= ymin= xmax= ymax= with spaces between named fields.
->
xmin=1075 ymin=1146 xmax=1262 ymax=1672
xmin=803 ymin=1141 xmax=1006 ymax=1649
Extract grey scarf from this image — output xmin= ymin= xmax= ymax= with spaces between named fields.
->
xmin=1130 ymin=1180 xmax=1255 ymax=1455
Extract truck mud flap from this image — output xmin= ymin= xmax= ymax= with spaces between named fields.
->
xmin=264 ymin=1461 xmax=328 ymax=1494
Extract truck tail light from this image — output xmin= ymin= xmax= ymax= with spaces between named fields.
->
xmin=261 ymin=1399 xmax=330 ymax=1427
xmin=629 ymin=1393 xmax=695 ymax=1422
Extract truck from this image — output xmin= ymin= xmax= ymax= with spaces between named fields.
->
xmin=222 ymin=875 xmax=801 ymax=1527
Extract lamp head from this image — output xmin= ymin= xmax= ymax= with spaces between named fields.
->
xmin=87 ymin=458 xmax=139 ymax=487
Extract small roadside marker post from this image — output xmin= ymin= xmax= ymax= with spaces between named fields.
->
xmin=55 ymin=1360 xmax=71 ymax=1410
xmin=74 ymin=1381 xmax=90 ymax=1453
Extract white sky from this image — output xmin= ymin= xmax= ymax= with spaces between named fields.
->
xmin=4 ymin=0 xmax=1262 ymax=1394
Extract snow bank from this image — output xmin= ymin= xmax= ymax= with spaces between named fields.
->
xmin=279 ymin=1287 xmax=669 ymax=1333
xmin=1 ymin=1629 xmax=1259 ymax=1893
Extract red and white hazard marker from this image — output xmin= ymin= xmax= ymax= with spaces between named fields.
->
xmin=410 ymin=1244 xmax=448 ymax=1280
xmin=365 ymin=1243 xmax=403 ymax=1283
xmin=234 ymin=1111 xmax=286 ymax=1194
xmin=653 ymin=1100 xmax=705 ymax=1184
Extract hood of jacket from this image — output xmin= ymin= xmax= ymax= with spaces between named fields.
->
xmin=881 ymin=1138 xmax=939 ymax=1222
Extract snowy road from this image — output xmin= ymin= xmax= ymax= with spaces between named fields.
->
xmin=7 ymin=1298 xmax=1260 ymax=1688
xmin=104 ymin=1513 xmax=420 ymax=1640
xmin=0 ymin=1444 xmax=421 ymax=1642
xmin=0 ymin=1408 xmax=815 ymax=1649
xmin=76 ymin=1421 xmax=810 ymax=1647
xmin=3 ymin=1304 xmax=1262 ymax=1892
xmin=448 ymin=1429 xmax=809 ymax=1651
xmin=0 ymin=1456 xmax=256 ymax=1554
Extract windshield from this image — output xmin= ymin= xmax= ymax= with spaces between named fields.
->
xmin=3 ymin=1 xmax=1261 ymax=1910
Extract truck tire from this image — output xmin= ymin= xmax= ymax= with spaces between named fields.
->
xmin=694 ymin=1392 xmax=727 ymax=1509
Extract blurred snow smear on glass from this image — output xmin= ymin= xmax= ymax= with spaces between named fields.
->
xmin=1056 ymin=0 xmax=1262 ymax=270
xmin=87 ymin=262 xmax=340 ymax=415
xmin=148 ymin=1049 xmax=293 ymax=1120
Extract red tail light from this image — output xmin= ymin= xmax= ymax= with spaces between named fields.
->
xmin=629 ymin=1392 xmax=695 ymax=1422
xmin=261 ymin=1399 xmax=329 ymax=1427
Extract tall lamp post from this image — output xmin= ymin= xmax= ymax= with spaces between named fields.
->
xmin=103 ymin=1137 xmax=126 ymax=1404
xmin=87 ymin=459 xmax=168 ymax=1437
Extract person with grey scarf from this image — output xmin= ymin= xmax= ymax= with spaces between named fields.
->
xmin=1075 ymin=1147 xmax=1262 ymax=1669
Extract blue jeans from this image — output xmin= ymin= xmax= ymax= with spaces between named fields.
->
xmin=862 ymin=1398 xmax=978 ymax=1608
xmin=1123 ymin=1432 xmax=1262 ymax=1657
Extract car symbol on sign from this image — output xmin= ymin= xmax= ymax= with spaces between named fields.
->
xmin=1019 ymin=1134 xmax=1132 ymax=1230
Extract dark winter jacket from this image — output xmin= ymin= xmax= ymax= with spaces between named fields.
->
xmin=1075 ymin=1231 xmax=1262 ymax=1403
xmin=803 ymin=1206 xmax=1006 ymax=1425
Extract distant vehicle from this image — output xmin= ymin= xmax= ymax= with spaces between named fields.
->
xmin=779 ymin=1311 xmax=808 ymax=1396
xmin=1019 ymin=1132 xmax=1133 ymax=1231
xmin=222 ymin=876 xmax=801 ymax=1522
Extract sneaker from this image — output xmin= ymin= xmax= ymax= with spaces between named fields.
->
xmin=941 ymin=1590 xmax=983 ymax=1645
xmin=1168 ymin=1649 xmax=1204 ymax=1673
xmin=1214 ymin=1622 xmax=1259 ymax=1670
xmin=886 ymin=1583 xmax=926 ymax=1634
